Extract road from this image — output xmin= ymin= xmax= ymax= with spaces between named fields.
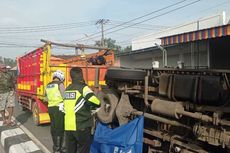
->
xmin=13 ymin=102 xmax=52 ymax=152
xmin=0 ymin=143 xmax=5 ymax=153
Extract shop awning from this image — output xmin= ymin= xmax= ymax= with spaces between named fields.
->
xmin=160 ymin=24 xmax=230 ymax=46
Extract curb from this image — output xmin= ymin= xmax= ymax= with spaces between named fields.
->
xmin=0 ymin=114 xmax=51 ymax=153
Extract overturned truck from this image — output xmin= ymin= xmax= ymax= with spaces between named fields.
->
xmin=96 ymin=67 xmax=230 ymax=153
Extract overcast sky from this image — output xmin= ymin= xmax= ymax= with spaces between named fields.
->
xmin=0 ymin=0 xmax=229 ymax=58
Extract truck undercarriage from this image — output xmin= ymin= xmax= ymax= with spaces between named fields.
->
xmin=96 ymin=67 xmax=230 ymax=153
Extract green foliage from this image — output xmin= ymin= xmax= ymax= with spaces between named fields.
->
xmin=123 ymin=45 xmax=132 ymax=52
xmin=95 ymin=38 xmax=131 ymax=54
xmin=0 ymin=56 xmax=16 ymax=67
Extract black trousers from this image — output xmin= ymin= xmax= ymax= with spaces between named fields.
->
xmin=65 ymin=128 xmax=92 ymax=153
xmin=48 ymin=106 xmax=64 ymax=137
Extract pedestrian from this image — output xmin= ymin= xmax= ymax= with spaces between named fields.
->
xmin=45 ymin=70 xmax=66 ymax=153
xmin=0 ymin=65 xmax=16 ymax=126
xmin=64 ymin=67 xmax=100 ymax=153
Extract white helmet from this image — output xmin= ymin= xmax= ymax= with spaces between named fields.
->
xmin=6 ymin=65 xmax=11 ymax=69
xmin=53 ymin=70 xmax=65 ymax=81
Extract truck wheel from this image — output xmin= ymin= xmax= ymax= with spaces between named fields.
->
xmin=96 ymin=89 xmax=119 ymax=123
xmin=32 ymin=102 xmax=40 ymax=126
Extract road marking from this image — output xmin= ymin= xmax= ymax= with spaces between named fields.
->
xmin=0 ymin=111 xmax=50 ymax=153
xmin=1 ymin=128 xmax=24 ymax=146
xmin=12 ymin=117 xmax=51 ymax=153
xmin=9 ymin=140 xmax=40 ymax=153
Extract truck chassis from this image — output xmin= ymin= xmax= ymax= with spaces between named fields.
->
xmin=97 ymin=68 xmax=230 ymax=153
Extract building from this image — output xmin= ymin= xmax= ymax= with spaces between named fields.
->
xmin=117 ymin=13 xmax=230 ymax=69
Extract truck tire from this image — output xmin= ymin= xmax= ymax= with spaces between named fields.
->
xmin=32 ymin=102 xmax=40 ymax=126
xmin=96 ymin=89 xmax=119 ymax=123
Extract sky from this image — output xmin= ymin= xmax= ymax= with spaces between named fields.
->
xmin=0 ymin=0 xmax=230 ymax=59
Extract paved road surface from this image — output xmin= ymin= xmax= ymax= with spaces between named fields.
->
xmin=0 ymin=143 xmax=5 ymax=153
xmin=13 ymin=102 xmax=52 ymax=152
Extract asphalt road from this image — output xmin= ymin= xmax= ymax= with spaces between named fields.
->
xmin=13 ymin=102 xmax=52 ymax=152
xmin=0 ymin=143 xmax=5 ymax=153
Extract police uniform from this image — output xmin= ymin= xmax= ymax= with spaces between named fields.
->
xmin=46 ymin=80 xmax=65 ymax=153
xmin=64 ymin=67 xmax=100 ymax=153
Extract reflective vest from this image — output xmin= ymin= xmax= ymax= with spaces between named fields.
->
xmin=45 ymin=83 xmax=63 ymax=107
xmin=64 ymin=86 xmax=100 ymax=131
xmin=64 ymin=90 xmax=82 ymax=131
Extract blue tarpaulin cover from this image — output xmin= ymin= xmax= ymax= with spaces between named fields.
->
xmin=90 ymin=116 xmax=144 ymax=153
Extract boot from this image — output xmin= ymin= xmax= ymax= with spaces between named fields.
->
xmin=53 ymin=136 xmax=61 ymax=153
xmin=60 ymin=135 xmax=66 ymax=153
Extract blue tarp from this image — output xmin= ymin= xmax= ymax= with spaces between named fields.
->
xmin=91 ymin=116 xmax=144 ymax=153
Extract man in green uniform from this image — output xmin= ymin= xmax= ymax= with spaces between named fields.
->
xmin=0 ymin=65 xmax=16 ymax=126
xmin=64 ymin=67 xmax=100 ymax=153
xmin=45 ymin=70 xmax=66 ymax=153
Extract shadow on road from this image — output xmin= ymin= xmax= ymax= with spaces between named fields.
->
xmin=15 ymin=110 xmax=32 ymax=125
xmin=15 ymin=110 xmax=50 ymax=127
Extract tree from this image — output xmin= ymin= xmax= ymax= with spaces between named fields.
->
xmin=4 ymin=58 xmax=16 ymax=67
xmin=95 ymin=38 xmax=121 ymax=53
xmin=0 ymin=56 xmax=16 ymax=67
xmin=123 ymin=45 xmax=132 ymax=52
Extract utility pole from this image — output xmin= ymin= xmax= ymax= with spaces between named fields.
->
xmin=96 ymin=19 xmax=109 ymax=47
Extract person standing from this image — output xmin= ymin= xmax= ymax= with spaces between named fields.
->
xmin=45 ymin=70 xmax=66 ymax=153
xmin=64 ymin=67 xmax=100 ymax=153
xmin=0 ymin=65 xmax=16 ymax=126
xmin=6 ymin=65 xmax=16 ymax=126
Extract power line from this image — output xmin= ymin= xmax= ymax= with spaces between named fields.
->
xmin=108 ymin=22 xmax=169 ymax=31
xmin=118 ymin=0 xmax=228 ymax=47
xmin=0 ymin=20 xmax=96 ymax=30
xmin=109 ymin=20 xmax=170 ymax=29
xmin=134 ymin=13 xmax=221 ymax=41
xmin=0 ymin=25 xmax=92 ymax=34
xmin=0 ymin=21 xmax=96 ymax=34
xmin=110 ymin=0 xmax=203 ymax=47
xmin=0 ymin=42 xmax=40 ymax=48
xmin=74 ymin=0 xmax=188 ymax=42
xmin=77 ymin=0 xmax=202 ymax=43
xmin=0 ymin=46 xmax=37 ymax=48
xmin=182 ymin=0 xmax=230 ymax=20
xmin=104 ymin=0 xmax=202 ymax=37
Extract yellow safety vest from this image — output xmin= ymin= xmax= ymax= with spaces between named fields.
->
xmin=45 ymin=83 xmax=63 ymax=107
xmin=64 ymin=90 xmax=82 ymax=131
xmin=64 ymin=86 xmax=100 ymax=131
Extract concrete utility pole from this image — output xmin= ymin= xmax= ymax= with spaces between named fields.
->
xmin=96 ymin=19 xmax=109 ymax=47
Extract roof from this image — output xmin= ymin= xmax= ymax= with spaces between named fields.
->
xmin=116 ymin=46 xmax=158 ymax=57
xmin=160 ymin=24 xmax=230 ymax=46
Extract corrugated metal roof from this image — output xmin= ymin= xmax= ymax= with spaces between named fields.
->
xmin=160 ymin=24 xmax=230 ymax=45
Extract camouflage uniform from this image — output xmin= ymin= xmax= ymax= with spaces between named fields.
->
xmin=0 ymin=71 xmax=15 ymax=111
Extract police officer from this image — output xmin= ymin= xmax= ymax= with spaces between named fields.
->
xmin=64 ymin=67 xmax=100 ymax=153
xmin=45 ymin=70 xmax=66 ymax=153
